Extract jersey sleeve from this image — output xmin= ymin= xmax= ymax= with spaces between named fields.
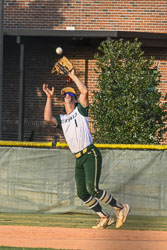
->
xmin=77 ymin=103 xmax=89 ymax=117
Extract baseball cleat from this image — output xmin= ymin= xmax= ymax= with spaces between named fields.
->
xmin=115 ymin=204 xmax=130 ymax=229
xmin=92 ymin=216 xmax=115 ymax=229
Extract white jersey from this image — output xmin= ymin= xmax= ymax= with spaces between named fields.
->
xmin=56 ymin=103 xmax=93 ymax=153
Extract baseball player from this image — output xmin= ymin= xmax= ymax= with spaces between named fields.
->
xmin=43 ymin=69 xmax=130 ymax=229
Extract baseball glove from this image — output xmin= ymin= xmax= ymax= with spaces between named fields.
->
xmin=51 ymin=56 xmax=73 ymax=75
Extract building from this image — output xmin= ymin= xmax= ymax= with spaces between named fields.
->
xmin=1 ymin=0 xmax=167 ymax=143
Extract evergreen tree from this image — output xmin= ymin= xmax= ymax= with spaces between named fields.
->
xmin=90 ymin=39 xmax=167 ymax=144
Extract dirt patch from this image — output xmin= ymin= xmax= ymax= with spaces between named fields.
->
xmin=0 ymin=225 xmax=167 ymax=250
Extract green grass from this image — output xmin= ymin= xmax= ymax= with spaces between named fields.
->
xmin=0 ymin=212 xmax=167 ymax=231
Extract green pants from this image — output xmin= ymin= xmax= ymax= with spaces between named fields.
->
xmin=75 ymin=144 xmax=102 ymax=201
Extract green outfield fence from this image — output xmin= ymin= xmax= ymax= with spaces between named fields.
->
xmin=0 ymin=141 xmax=167 ymax=216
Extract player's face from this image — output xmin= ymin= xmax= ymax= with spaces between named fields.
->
xmin=63 ymin=92 xmax=76 ymax=103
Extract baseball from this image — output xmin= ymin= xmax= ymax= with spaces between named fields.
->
xmin=56 ymin=47 xmax=63 ymax=55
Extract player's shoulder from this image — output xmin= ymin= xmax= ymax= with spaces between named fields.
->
xmin=77 ymin=102 xmax=89 ymax=117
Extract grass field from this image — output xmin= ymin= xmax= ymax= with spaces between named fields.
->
xmin=0 ymin=213 xmax=167 ymax=231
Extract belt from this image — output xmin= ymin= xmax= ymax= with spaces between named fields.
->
xmin=75 ymin=144 xmax=93 ymax=159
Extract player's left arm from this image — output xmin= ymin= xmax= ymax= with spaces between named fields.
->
xmin=68 ymin=69 xmax=88 ymax=107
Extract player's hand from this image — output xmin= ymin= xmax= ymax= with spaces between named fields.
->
xmin=43 ymin=83 xmax=54 ymax=98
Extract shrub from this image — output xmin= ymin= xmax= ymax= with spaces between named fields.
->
xmin=90 ymin=39 xmax=167 ymax=144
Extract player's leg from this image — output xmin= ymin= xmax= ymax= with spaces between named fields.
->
xmin=95 ymin=189 xmax=130 ymax=229
xmin=83 ymin=144 xmax=122 ymax=209
xmin=80 ymin=145 xmax=115 ymax=228
xmin=75 ymin=157 xmax=114 ymax=229
xmin=75 ymin=157 xmax=108 ymax=217
xmin=83 ymin=144 xmax=130 ymax=229
xmin=95 ymin=189 xmax=123 ymax=210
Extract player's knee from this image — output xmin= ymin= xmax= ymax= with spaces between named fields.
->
xmin=77 ymin=190 xmax=90 ymax=202
xmin=86 ymin=185 xmax=97 ymax=197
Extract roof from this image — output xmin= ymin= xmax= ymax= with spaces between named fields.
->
xmin=4 ymin=29 xmax=167 ymax=47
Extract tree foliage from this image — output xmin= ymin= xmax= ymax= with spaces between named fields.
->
xmin=90 ymin=39 xmax=167 ymax=144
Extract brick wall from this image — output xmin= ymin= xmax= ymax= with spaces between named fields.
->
xmin=4 ymin=0 xmax=167 ymax=33
xmin=2 ymin=37 xmax=167 ymax=143
xmin=2 ymin=0 xmax=167 ymax=143
xmin=2 ymin=36 xmax=99 ymax=142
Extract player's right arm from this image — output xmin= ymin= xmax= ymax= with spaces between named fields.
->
xmin=68 ymin=69 xmax=88 ymax=108
xmin=43 ymin=83 xmax=58 ymax=126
